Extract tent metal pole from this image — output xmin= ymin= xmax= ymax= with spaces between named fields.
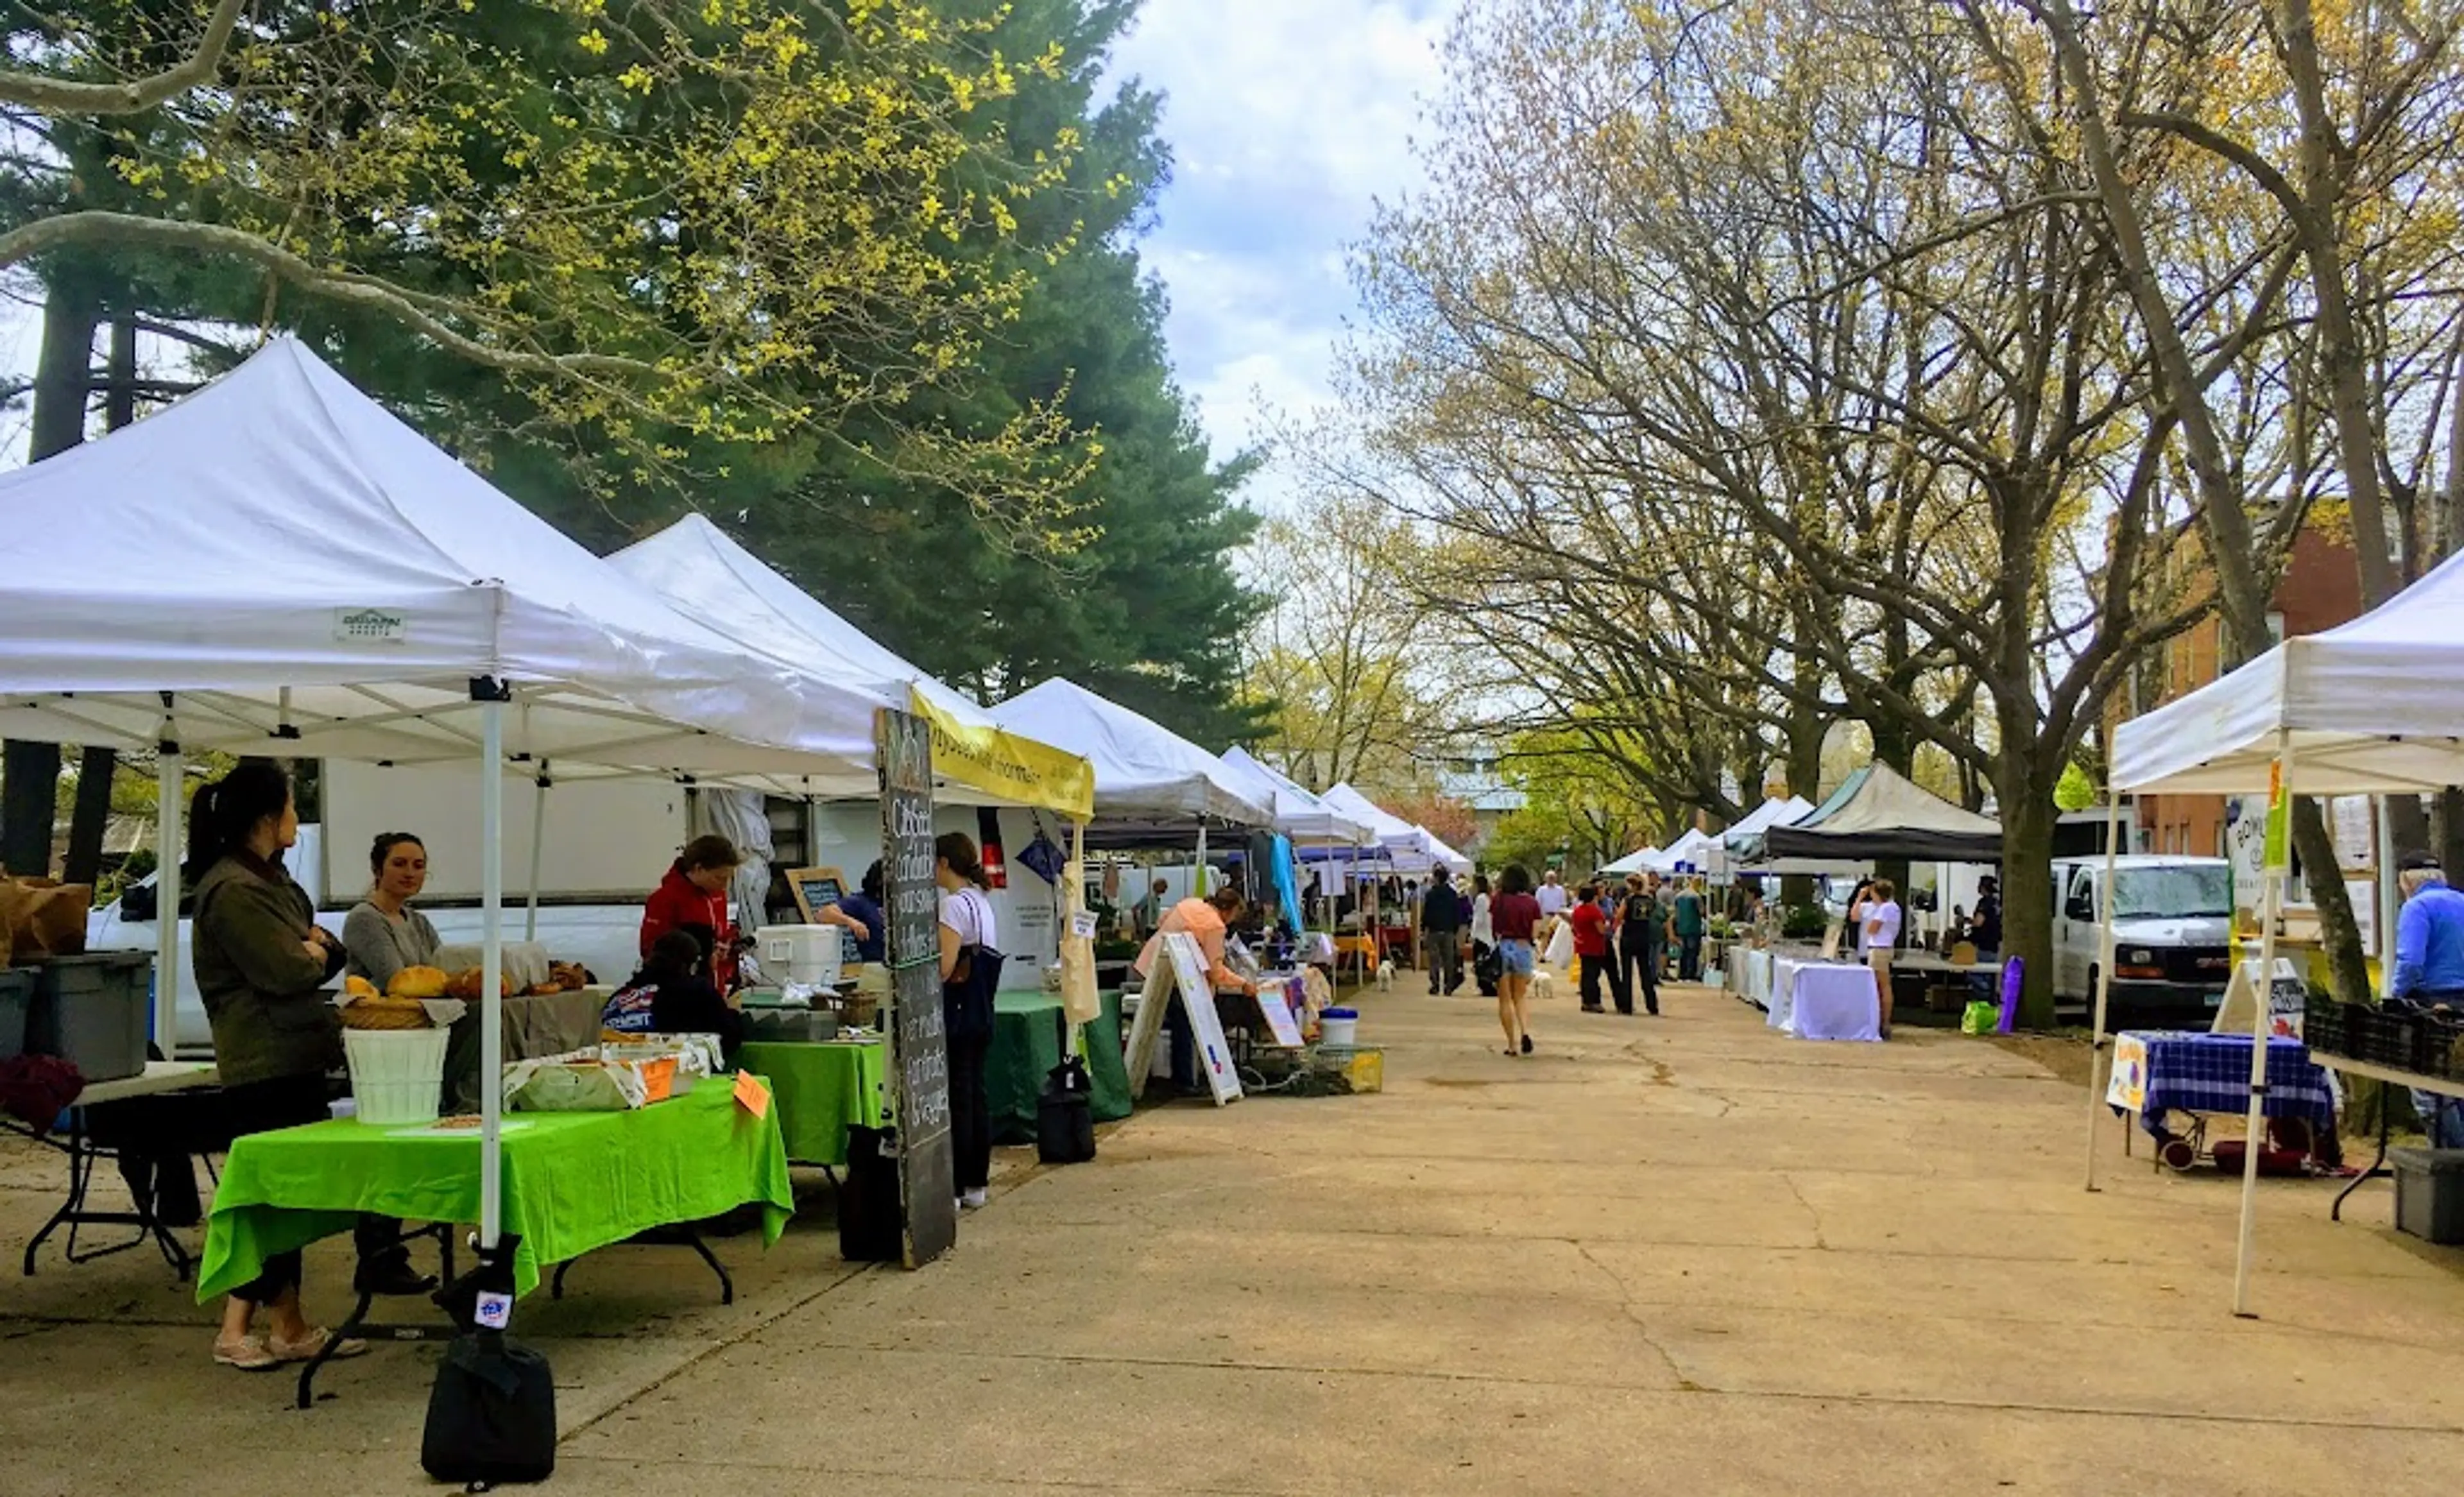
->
xmin=2085 ymin=784 xmax=2123 ymax=1191
xmin=479 ymin=692 xmax=507 ymax=1251
xmin=2231 ymin=729 xmax=2295 ymax=1317
xmin=1196 ymin=824 xmax=1208 ymax=900
xmin=153 ymin=707 xmax=183 ymax=1056
xmin=524 ymin=761 xmax=549 ymax=944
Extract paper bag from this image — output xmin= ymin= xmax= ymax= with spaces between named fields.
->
xmin=0 ymin=876 xmax=92 ymax=964
xmin=1056 ymin=822 xmax=1100 ymax=1025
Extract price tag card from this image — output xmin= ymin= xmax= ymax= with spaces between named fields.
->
xmin=733 ymin=1070 xmax=771 ymax=1119
xmin=1070 ymin=909 xmax=1099 ymax=940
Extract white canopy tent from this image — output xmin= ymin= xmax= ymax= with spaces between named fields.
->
xmin=606 ymin=515 xmax=1093 ymax=819
xmin=0 ymin=338 xmax=905 ymax=1268
xmin=1419 ymin=828 xmax=1475 ymax=877
xmin=1641 ymin=828 xmax=1720 ymax=875
xmin=1724 ymin=796 xmax=1817 ymax=848
xmin=1217 ymin=746 xmax=1374 ymax=845
xmin=1599 ymin=845 xmax=1662 ymax=877
xmin=2103 ymin=546 xmax=2464 ymax=1315
xmin=987 ymin=678 xmax=1269 ymax=843
xmin=1320 ymin=783 xmax=1439 ymax=873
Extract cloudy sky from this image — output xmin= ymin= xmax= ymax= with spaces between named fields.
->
xmin=1100 ymin=0 xmax=1455 ymax=489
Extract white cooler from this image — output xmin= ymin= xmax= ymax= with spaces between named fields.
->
xmin=760 ymin=924 xmax=846 ymax=989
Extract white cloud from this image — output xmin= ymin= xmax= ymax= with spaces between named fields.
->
xmin=1106 ymin=0 xmax=1455 ymax=490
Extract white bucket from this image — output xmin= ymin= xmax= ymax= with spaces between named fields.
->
xmin=343 ymin=1027 xmax=450 ymax=1126
xmin=760 ymin=924 xmax=846 ymax=989
xmin=1320 ymin=1009 xmax=1360 ymax=1048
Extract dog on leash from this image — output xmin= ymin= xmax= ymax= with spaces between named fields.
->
xmin=1374 ymin=960 xmax=1395 ymax=991
xmin=1530 ymin=970 xmax=1557 ymax=1003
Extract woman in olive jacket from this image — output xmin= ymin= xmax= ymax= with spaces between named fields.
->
xmin=189 ymin=760 xmax=404 ymax=1371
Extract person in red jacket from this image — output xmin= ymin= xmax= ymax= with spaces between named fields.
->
xmin=1568 ymin=881 xmax=1616 ymax=1014
xmin=643 ymin=835 xmax=870 ymax=992
xmin=642 ymin=836 xmax=746 ymax=991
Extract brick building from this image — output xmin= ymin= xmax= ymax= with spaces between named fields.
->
xmin=2128 ymin=521 xmax=2363 ymax=855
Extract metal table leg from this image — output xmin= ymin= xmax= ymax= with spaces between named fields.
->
xmin=2332 ymin=1104 xmax=2395 ymax=1223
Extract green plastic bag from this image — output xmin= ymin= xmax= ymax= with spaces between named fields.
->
xmin=1960 ymin=1000 xmax=1999 ymax=1035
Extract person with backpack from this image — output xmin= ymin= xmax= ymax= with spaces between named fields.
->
xmin=1419 ymin=867 xmax=1467 ymax=995
xmin=1618 ymin=874 xmax=1662 ymax=1016
xmin=1469 ymin=873 xmax=1499 ymax=997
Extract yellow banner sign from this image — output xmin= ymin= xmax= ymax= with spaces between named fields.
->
xmin=909 ymin=687 xmax=1095 ymax=821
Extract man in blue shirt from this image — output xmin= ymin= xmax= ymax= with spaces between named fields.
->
xmin=2391 ymin=853 xmax=2464 ymax=1146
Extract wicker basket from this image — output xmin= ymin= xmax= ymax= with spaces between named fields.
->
xmin=341 ymin=995 xmax=433 ymax=1031
xmin=839 ymin=993 xmax=878 ymax=1029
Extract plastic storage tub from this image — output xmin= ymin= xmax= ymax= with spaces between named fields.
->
xmin=26 ymin=953 xmax=151 ymax=1081
xmin=343 ymin=1028 xmax=451 ymax=1126
xmin=1319 ymin=1007 xmax=1360 ymax=1048
xmin=0 ymin=968 xmax=31 ymax=1059
xmin=2393 ymin=1147 xmax=2464 ymax=1245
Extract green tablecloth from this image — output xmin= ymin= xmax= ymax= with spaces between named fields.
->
xmin=737 ymin=1039 xmax=887 ymax=1167
xmin=198 ymin=1084 xmax=792 ymax=1303
xmin=989 ymin=988 xmax=1130 ymax=1145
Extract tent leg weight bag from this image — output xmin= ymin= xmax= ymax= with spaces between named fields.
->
xmin=1037 ymin=1056 xmax=1097 ymax=1165
xmin=422 ymin=1330 xmax=557 ymax=1488
xmin=839 ymin=1124 xmax=905 ymax=1263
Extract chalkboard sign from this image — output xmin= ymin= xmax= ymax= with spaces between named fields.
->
xmin=785 ymin=865 xmax=862 ymax=967
xmin=878 ymin=709 xmax=955 ymax=1269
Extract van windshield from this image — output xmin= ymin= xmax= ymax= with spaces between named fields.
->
xmin=2112 ymin=866 xmax=2232 ymax=920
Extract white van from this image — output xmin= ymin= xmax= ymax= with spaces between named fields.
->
xmin=2050 ymin=855 xmax=2236 ymax=1027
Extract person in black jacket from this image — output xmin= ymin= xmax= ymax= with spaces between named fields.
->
xmin=601 ymin=930 xmax=746 ymax=1066
xmin=1419 ymin=868 xmax=1466 ymax=995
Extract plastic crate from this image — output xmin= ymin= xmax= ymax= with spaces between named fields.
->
xmin=25 ymin=952 xmax=151 ymax=1082
xmin=0 ymin=968 xmax=31 ymax=1059
xmin=2420 ymin=1013 xmax=2464 ymax=1081
xmin=2304 ymin=998 xmax=2350 ymax=1059
xmin=2349 ymin=1005 xmax=2426 ymax=1072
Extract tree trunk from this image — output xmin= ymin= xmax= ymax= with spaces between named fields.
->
xmin=2290 ymin=797 xmax=2370 ymax=1002
xmin=2439 ymin=790 xmax=2464 ymax=882
xmin=1999 ymin=781 xmax=2060 ymax=1029
xmin=0 ymin=275 xmax=99 ymax=878
xmin=62 ymin=314 xmax=137 ymax=886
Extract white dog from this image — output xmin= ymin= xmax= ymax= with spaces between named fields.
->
xmin=1530 ymin=970 xmax=1557 ymax=1004
xmin=1374 ymin=959 xmax=1396 ymax=991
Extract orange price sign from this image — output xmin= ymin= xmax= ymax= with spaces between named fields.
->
xmin=732 ymin=1070 xmax=771 ymax=1120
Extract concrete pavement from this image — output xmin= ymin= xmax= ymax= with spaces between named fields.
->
xmin=7 ymin=977 xmax=2464 ymax=1493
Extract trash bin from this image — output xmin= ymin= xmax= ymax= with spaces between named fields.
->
xmin=2392 ymin=1147 xmax=2464 ymax=1245
xmin=0 ymin=968 xmax=31 ymax=1059
xmin=26 ymin=953 xmax=151 ymax=1082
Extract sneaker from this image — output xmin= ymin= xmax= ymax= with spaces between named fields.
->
xmin=266 ymin=1327 xmax=369 ymax=1364
xmin=960 ymin=1187 xmax=989 ymax=1210
xmin=1519 ymin=1034 xmax=1533 ymax=1054
xmin=212 ymin=1335 xmax=282 ymax=1372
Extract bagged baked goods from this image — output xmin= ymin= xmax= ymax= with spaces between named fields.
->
xmin=503 ymin=1053 xmax=649 ymax=1111
xmin=445 ymin=967 xmax=513 ymax=1002
xmin=388 ymin=965 xmax=450 ymax=1000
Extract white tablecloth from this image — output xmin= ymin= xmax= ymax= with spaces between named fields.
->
xmin=1768 ymin=955 xmax=1811 ymax=1032
xmin=1734 ymin=949 xmax=1774 ymax=1007
xmin=1788 ymin=962 xmax=1883 ymax=1042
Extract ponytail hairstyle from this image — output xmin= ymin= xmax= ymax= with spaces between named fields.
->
xmin=184 ymin=758 xmax=292 ymax=882
xmin=935 ymin=832 xmax=989 ymax=889
xmin=1206 ymin=884 xmax=1247 ymax=920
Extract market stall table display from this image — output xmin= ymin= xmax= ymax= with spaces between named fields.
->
xmin=2106 ymin=1031 xmax=2336 ymax=1168
xmin=738 ymin=1038 xmax=887 ymax=1168
xmin=200 ymin=1083 xmax=791 ymax=1403
xmin=2311 ymin=1055 xmax=2464 ymax=1221
xmin=440 ymin=985 xmax=611 ymax=1111
xmin=9 ymin=1061 xmax=222 ymax=1280
xmin=1767 ymin=955 xmax=1882 ymax=1041
xmin=989 ymin=988 xmax=1131 ymax=1145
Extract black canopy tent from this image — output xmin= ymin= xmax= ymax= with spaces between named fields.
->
xmin=1759 ymin=764 xmax=2003 ymax=864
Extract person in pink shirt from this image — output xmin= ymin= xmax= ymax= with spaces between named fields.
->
xmin=1132 ymin=885 xmax=1255 ymax=1091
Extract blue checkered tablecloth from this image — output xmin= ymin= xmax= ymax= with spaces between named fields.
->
xmin=2123 ymin=1031 xmax=2336 ymax=1136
